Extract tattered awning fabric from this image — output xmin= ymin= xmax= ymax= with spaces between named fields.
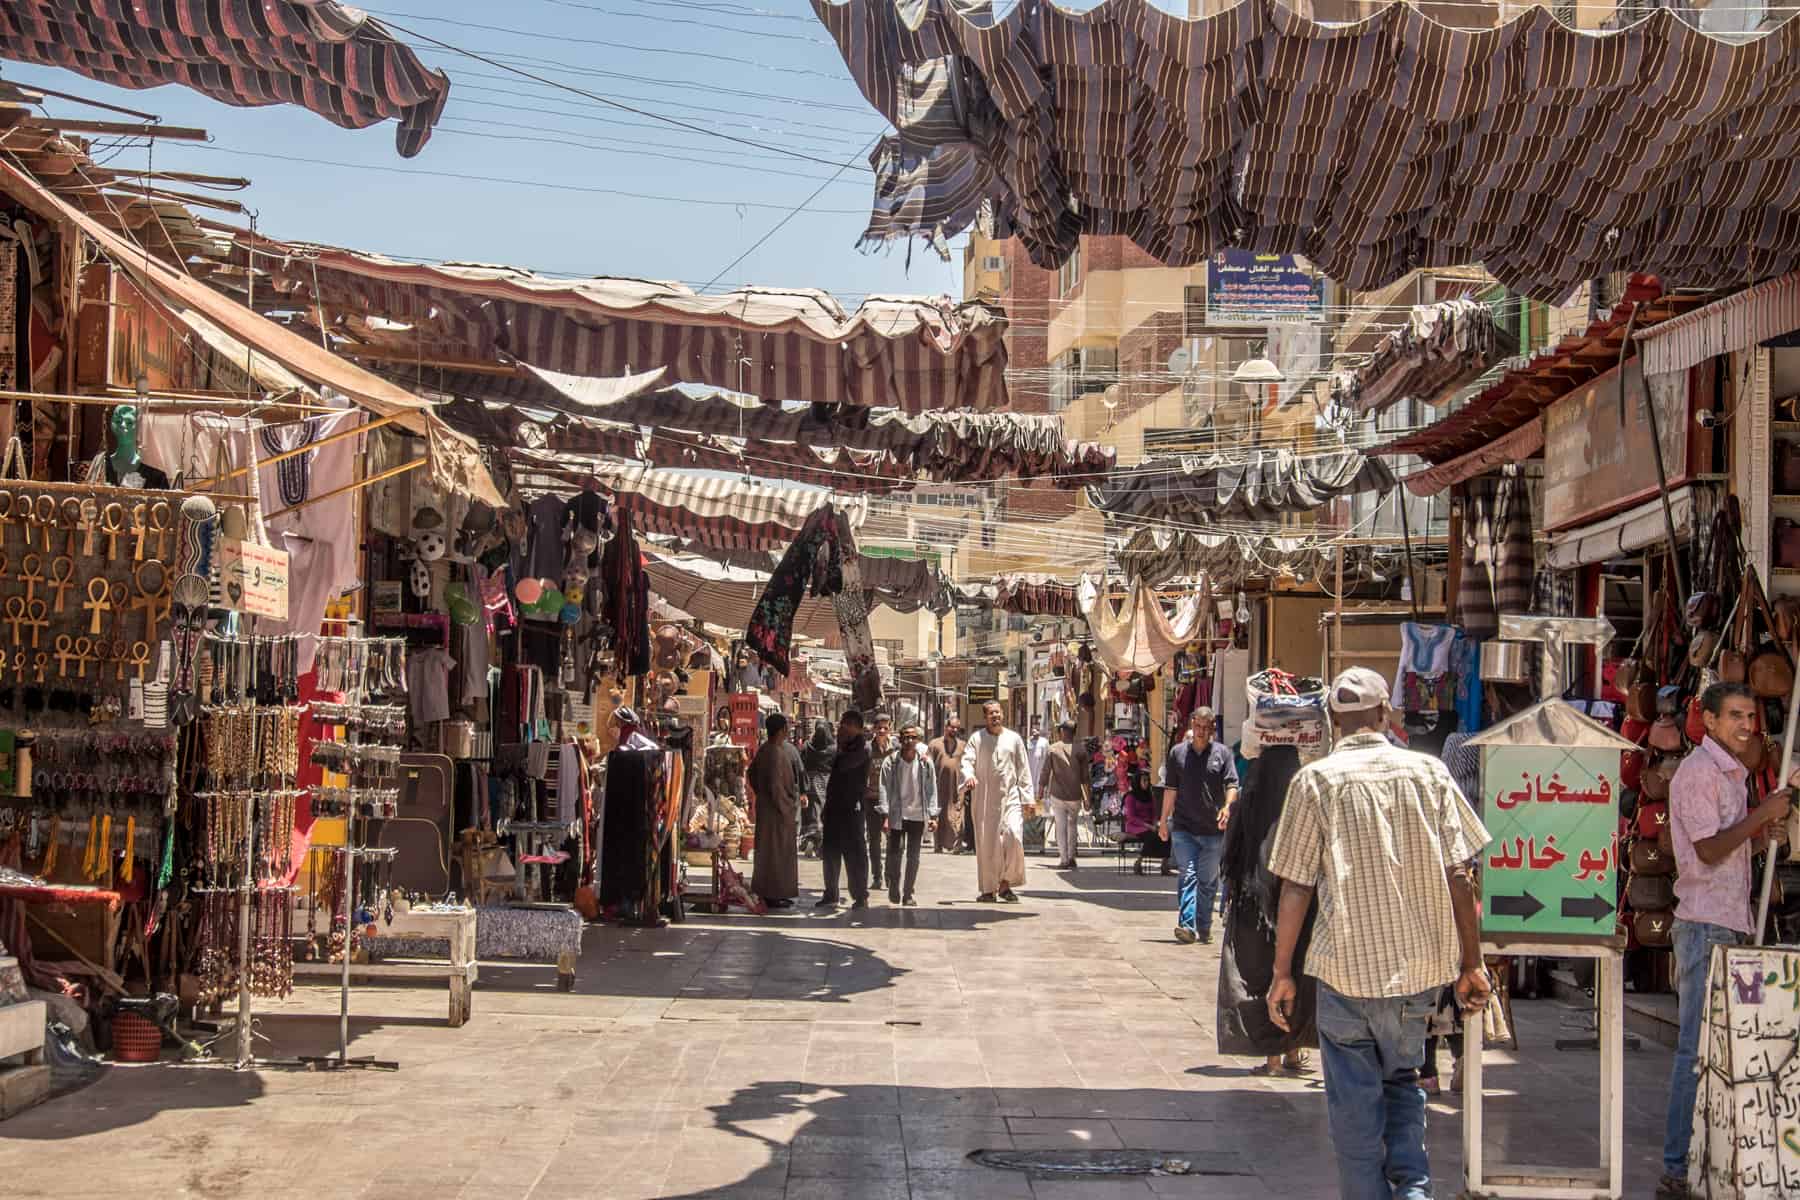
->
xmin=1329 ymin=299 xmax=1513 ymax=417
xmin=812 ymin=0 xmax=1800 ymax=300
xmin=1078 ymin=577 xmax=1206 ymax=677
xmin=1088 ymin=449 xmax=1394 ymax=523
xmin=425 ymin=361 xmax=1111 ymax=488
xmin=511 ymin=451 xmax=869 ymax=553
xmin=1115 ymin=527 xmax=1348 ymax=589
xmin=0 ymin=159 xmax=502 ymax=505
xmin=0 ymin=0 xmax=450 ymax=156
xmin=954 ymin=574 xmax=1078 ymax=619
xmin=220 ymin=240 xmax=1010 ymax=412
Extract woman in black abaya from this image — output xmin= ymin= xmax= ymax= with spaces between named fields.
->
xmin=1215 ymin=746 xmax=1317 ymax=1074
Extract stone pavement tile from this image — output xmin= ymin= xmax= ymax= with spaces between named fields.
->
xmin=786 ymin=1149 xmax=910 ymax=1180
xmin=1144 ymin=1174 xmax=1275 ymax=1197
xmin=782 ymin=1179 xmax=910 ymax=1200
xmin=1028 ymin=1178 xmax=1156 ymax=1198
xmin=1109 ymin=1118 xmax=1235 ymax=1153
xmin=1006 ymin=1116 xmax=1128 ymax=1151
xmin=906 ymin=1166 xmax=1036 ymax=1199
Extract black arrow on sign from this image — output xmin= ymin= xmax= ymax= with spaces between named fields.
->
xmin=1491 ymin=892 xmax=1544 ymax=920
xmin=1562 ymin=894 xmax=1615 ymax=921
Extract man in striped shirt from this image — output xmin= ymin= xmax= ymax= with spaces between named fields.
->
xmin=1266 ymin=667 xmax=1492 ymax=1200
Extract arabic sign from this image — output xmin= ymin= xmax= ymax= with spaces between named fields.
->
xmin=728 ymin=692 xmax=760 ymax=754
xmin=1542 ymin=358 xmax=1695 ymax=532
xmin=1690 ymin=946 xmax=1800 ymax=1198
xmin=212 ymin=538 xmax=289 ymax=620
xmin=1478 ymin=743 xmax=1620 ymax=939
xmin=1205 ymin=251 xmax=1325 ymax=327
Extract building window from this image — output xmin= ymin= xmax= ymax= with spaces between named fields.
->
xmin=1057 ymin=240 xmax=1082 ymax=298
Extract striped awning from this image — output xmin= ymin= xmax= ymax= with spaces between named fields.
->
xmin=1402 ymin=418 xmax=1545 ymax=497
xmin=225 ymin=239 xmax=1012 ymax=412
xmin=1636 ymin=273 xmax=1800 ymax=376
xmin=814 ymin=0 xmax=1800 ymax=300
xmin=0 ymin=1 xmax=449 ymax=156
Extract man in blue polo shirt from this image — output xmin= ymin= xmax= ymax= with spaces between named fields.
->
xmin=1160 ymin=706 xmax=1239 ymax=944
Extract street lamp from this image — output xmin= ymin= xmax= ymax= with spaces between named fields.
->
xmin=1230 ymin=348 xmax=1284 ymax=448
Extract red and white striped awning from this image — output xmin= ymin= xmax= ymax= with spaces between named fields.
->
xmin=1637 ymin=273 xmax=1800 ymax=377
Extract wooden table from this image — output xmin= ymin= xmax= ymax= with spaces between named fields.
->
xmin=292 ymin=906 xmax=478 ymax=1028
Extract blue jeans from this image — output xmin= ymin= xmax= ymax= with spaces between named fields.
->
xmin=1662 ymin=919 xmax=1741 ymax=1177
xmin=1169 ymin=830 xmax=1222 ymax=936
xmin=1316 ymin=983 xmax=1437 ymax=1200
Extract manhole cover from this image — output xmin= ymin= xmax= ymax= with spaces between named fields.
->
xmin=967 ymin=1149 xmax=1249 ymax=1177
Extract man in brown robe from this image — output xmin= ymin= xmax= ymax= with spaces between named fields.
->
xmin=748 ymin=712 xmax=804 ymax=907
xmin=928 ymin=717 xmax=966 ymax=853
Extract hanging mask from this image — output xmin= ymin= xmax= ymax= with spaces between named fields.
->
xmin=409 ymin=559 xmax=432 ymax=600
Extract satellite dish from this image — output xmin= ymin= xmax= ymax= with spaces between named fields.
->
xmin=1167 ymin=346 xmax=1192 ymax=376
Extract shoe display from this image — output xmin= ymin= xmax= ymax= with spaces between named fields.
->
xmin=1174 ymin=926 xmax=1198 ymax=944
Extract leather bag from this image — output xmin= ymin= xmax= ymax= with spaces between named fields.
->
xmin=1685 ymin=591 xmax=1722 ymax=631
xmin=1634 ymin=909 xmax=1675 ymax=947
xmin=1621 ymin=748 xmax=1646 ymax=791
xmin=1640 ymin=761 xmax=1675 ymax=802
xmin=1634 ymin=799 xmax=1669 ymax=841
xmin=1627 ymin=873 xmax=1676 ymax=912
xmin=1629 ymin=839 xmax=1676 ymax=876
xmin=1685 ymin=697 xmax=1709 ymax=745
xmin=1750 ymin=646 xmax=1794 ymax=699
xmin=1687 ymin=629 xmax=1720 ymax=669
xmin=1627 ymin=682 xmax=1658 ymax=723
xmin=1739 ymin=734 xmax=1772 ymax=773
xmin=1649 ymin=716 xmax=1685 ymax=753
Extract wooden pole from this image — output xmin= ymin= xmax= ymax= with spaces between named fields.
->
xmin=266 ymin=457 xmax=425 ymax=522
xmin=186 ymin=414 xmax=393 ymax=489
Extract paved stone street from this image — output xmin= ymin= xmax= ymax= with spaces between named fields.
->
xmin=5 ymin=851 xmax=1670 ymax=1198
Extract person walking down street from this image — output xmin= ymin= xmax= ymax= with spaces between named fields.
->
xmin=928 ymin=718 xmax=966 ymax=853
xmin=816 ymin=710 xmax=873 ymax=911
xmin=1025 ymin=717 xmax=1052 ymax=855
xmin=864 ymin=712 xmax=897 ymax=891
xmin=879 ymin=724 xmax=939 ymax=906
xmin=1265 ymin=667 xmax=1493 ymax=1200
xmin=1040 ymin=719 xmax=1089 ymax=870
xmin=798 ymin=718 xmax=834 ymax=850
xmin=960 ymin=700 xmax=1031 ymax=902
xmin=1659 ymin=682 xmax=1792 ymax=1198
xmin=747 ymin=712 xmax=805 ymax=908
xmin=1216 ymin=746 xmax=1314 ymax=1075
xmin=1162 ymin=707 xmax=1238 ymax=944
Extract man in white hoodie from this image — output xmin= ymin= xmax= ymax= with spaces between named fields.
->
xmin=879 ymin=724 xmax=939 ymax=906
xmin=960 ymin=700 xmax=1031 ymax=903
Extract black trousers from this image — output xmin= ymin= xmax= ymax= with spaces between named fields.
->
xmin=821 ymin=804 xmax=869 ymax=903
xmin=884 ymin=819 xmax=925 ymax=901
xmin=864 ymin=804 xmax=886 ymax=886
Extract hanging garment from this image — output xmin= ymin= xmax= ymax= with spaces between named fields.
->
xmin=830 ymin=507 xmax=883 ymax=710
xmin=526 ymin=494 xmax=570 ymax=581
xmin=1457 ymin=473 xmax=1534 ymax=639
xmin=406 ymin=647 xmax=456 ymax=725
xmin=1077 ymin=577 xmax=1207 ymax=677
xmin=745 ymin=505 xmax=841 ymax=676
xmin=599 ymin=747 xmax=663 ymax=908
xmin=1395 ymin=622 xmax=1459 ymax=713
xmin=600 ymin=508 xmax=651 ymax=678
xmin=960 ymin=727 xmax=1029 ymax=894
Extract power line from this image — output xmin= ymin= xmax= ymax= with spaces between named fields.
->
xmin=377 ymin=16 xmax=863 ymax=170
xmin=703 ymin=136 xmax=883 ymax=290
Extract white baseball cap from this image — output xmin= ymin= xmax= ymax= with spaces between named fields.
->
xmin=1327 ymin=666 xmax=1392 ymax=713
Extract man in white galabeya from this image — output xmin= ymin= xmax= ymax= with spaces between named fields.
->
xmin=960 ymin=700 xmax=1031 ymax=903
xmin=1265 ymin=667 xmax=1492 ymax=1200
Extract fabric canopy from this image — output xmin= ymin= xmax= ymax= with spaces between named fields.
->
xmin=645 ymin=551 xmax=843 ymax=642
xmin=1545 ymin=484 xmax=1706 ymax=570
xmin=814 ymin=0 xmax=1800 ymax=300
xmin=1402 ymin=418 xmax=1545 ymax=498
xmin=954 ymin=574 xmax=1078 ymax=618
xmin=227 ymin=238 xmax=1011 ymax=412
xmin=0 ymin=158 xmax=502 ymax=506
xmin=0 ymin=1 xmax=449 ymax=156
xmin=1078 ymin=577 xmax=1206 ymax=677
xmin=1636 ymin=271 xmax=1800 ymax=377
xmin=1114 ymin=526 xmax=1348 ymax=588
xmin=1329 ymin=299 xmax=1512 ymax=417
xmin=1088 ymin=449 xmax=1394 ymax=522
xmin=512 ymin=451 xmax=868 ymax=552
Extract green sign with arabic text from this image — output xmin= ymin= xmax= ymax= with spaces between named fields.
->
xmin=1478 ymin=743 xmax=1620 ymax=939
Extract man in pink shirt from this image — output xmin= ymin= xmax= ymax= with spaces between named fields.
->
xmin=1659 ymin=682 xmax=1791 ymax=1198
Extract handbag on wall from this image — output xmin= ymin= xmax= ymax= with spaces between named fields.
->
xmin=1629 ymin=839 xmax=1675 ymax=876
xmin=1627 ymin=873 xmax=1676 ymax=912
xmin=1633 ymin=909 xmax=1675 ymax=948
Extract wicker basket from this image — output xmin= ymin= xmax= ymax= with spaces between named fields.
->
xmin=111 ymin=1010 xmax=162 ymax=1063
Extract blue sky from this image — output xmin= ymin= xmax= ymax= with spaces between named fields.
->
xmin=3 ymin=0 xmax=965 ymax=304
